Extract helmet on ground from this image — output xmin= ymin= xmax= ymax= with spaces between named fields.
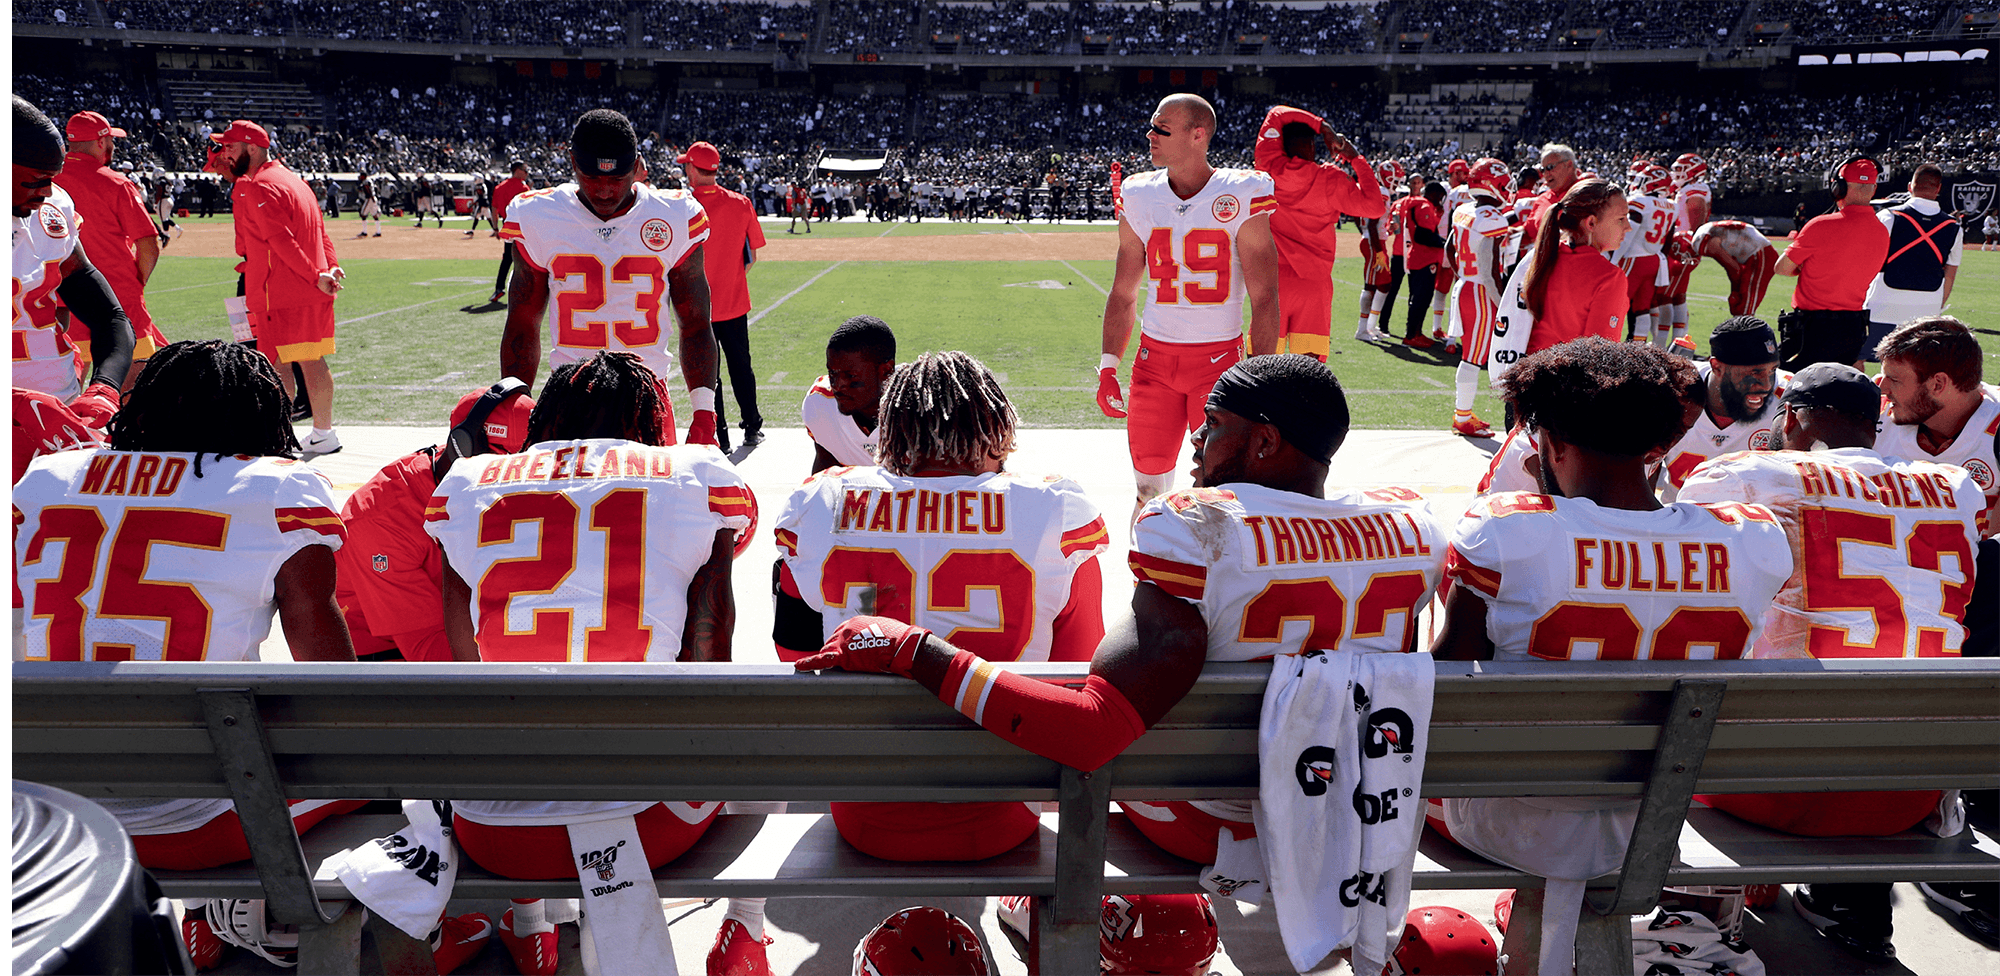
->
xmin=853 ymin=906 xmax=989 ymax=976
xmin=1465 ymin=157 xmax=1511 ymax=197
xmin=1100 ymin=893 xmax=1218 ymax=976
xmin=1671 ymin=152 xmax=1709 ymax=185
xmin=1384 ymin=905 xmax=1498 ymax=976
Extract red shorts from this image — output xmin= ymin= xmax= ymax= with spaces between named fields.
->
xmin=1277 ymin=270 xmax=1333 ymax=361
xmin=335 ymin=588 xmax=399 ymax=657
xmin=453 ymin=802 xmax=721 ymax=880
xmin=1127 ymin=335 xmax=1241 ymax=476
xmin=1696 ymin=790 xmax=1942 ymax=838
xmin=1663 ymin=255 xmax=1697 ymax=302
xmin=830 ymin=801 xmax=1041 ymax=861
xmin=1621 ymin=254 xmax=1662 ymax=317
xmin=1725 ymin=247 xmax=1779 ymax=317
xmin=1359 ymin=240 xmax=1392 ymax=288
xmin=1118 ymin=801 xmax=1256 ymax=865
xmin=131 ymin=799 xmax=367 ymax=871
xmin=255 ymin=303 xmax=337 ymax=364
xmin=1453 ymin=282 xmax=1498 ymax=368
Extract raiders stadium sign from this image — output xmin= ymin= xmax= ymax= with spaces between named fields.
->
xmin=1953 ymin=180 xmax=1994 ymax=218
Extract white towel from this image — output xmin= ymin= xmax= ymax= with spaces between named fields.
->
xmin=569 ymin=815 xmax=678 ymax=976
xmin=1631 ymin=907 xmax=1767 ymax=976
xmin=1350 ymin=650 xmax=1436 ymax=976
xmin=1201 ymin=826 xmax=1268 ymax=905
xmin=1440 ymin=795 xmax=1639 ymax=975
xmin=317 ymin=800 xmax=461 ymax=939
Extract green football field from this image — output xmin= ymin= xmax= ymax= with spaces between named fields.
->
xmin=143 ymin=215 xmax=2000 ymax=430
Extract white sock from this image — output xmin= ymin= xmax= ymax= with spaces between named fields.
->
xmin=1370 ymin=289 xmax=1389 ymax=319
xmin=1673 ymin=303 xmax=1689 ymax=328
xmin=311 ymin=426 xmax=332 ymax=436
xmin=511 ymin=898 xmax=552 ymax=935
xmin=1673 ymin=322 xmax=1689 ymax=342
xmin=1454 ymin=360 xmax=1481 ymax=413
xmin=1630 ymin=312 xmax=1651 ymax=341
xmin=724 ymin=898 xmax=767 ymax=940
xmin=1358 ymin=289 xmax=1374 ymax=323
xmin=1132 ymin=469 xmax=1174 ymax=528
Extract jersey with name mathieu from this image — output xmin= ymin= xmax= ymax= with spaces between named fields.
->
xmin=1446 ymin=492 xmax=1791 ymax=661
xmin=12 ymin=185 xmax=84 ymax=400
xmin=424 ymin=440 xmax=752 ymax=662
xmin=1678 ymin=448 xmax=1980 ymax=657
xmin=15 ymin=450 xmax=344 ymax=661
xmin=1873 ymin=384 xmax=2000 ymax=538
xmin=774 ymin=468 xmax=1108 ymax=662
xmin=1128 ymin=484 xmax=1447 ymax=661
xmin=1121 ymin=167 xmax=1276 ymax=344
xmin=499 ymin=183 xmax=710 ymax=382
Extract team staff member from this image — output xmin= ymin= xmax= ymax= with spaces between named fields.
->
xmin=488 ymin=160 xmax=532 ymax=304
xmin=1863 ymin=163 xmax=1961 ymax=360
xmin=1774 ymin=157 xmax=1890 ymax=371
xmin=1517 ymin=142 xmax=1580 ymax=248
xmin=212 ymin=119 xmax=345 ymax=456
xmin=1099 ymin=93 xmax=1280 ymax=523
xmin=1252 ymin=104 xmax=1382 ymax=361
xmin=55 ymin=110 xmax=166 ymax=393
xmin=682 ymin=140 xmax=768 ymax=452
xmin=1517 ymin=178 xmax=1629 ymax=358
xmin=1400 ymin=182 xmax=1447 ymax=346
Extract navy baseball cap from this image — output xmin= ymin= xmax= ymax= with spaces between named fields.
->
xmin=1779 ymin=363 xmax=1879 ymax=422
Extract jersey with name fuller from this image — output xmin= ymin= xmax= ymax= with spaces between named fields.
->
xmin=1120 ymin=167 xmax=1276 ymax=344
xmin=1445 ymin=492 xmax=1791 ymax=661
xmin=1874 ymin=384 xmax=2000 ymax=537
xmin=499 ymin=183 xmax=711 ymax=382
xmin=1451 ymin=199 xmax=1511 ymax=295
xmin=1678 ymin=448 xmax=1981 ymax=658
xmin=1128 ymin=484 xmax=1448 ymax=661
xmin=800 ymin=375 xmax=877 ymax=467
xmin=15 ymin=450 xmax=344 ymax=661
xmin=1659 ymin=362 xmax=1792 ymax=501
xmin=12 ymin=185 xmax=84 ymax=400
xmin=775 ymin=467 xmax=1107 ymax=662
xmin=424 ymin=440 xmax=752 ymax=663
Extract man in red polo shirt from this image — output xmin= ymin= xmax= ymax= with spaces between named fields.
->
xmin=54 ymin=110 xmax=167 ymax=393
xmin=1774 ymin=156 xmax=1891 ymax=371
xmin=488 ymin=159 xmax=532 ymax=304
xmin=212 ymin=119 xmax=345 ymax=455
xmin=682 ymin=140 xmax=768 ymax=452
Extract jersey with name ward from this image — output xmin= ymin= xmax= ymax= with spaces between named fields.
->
xmin=1129 ymin=484 xmax=1448 ymax=661
xmin=12 ymin=184 xmax=86 ymax=400
xmin=1120 ymin=167 xmax=1277 ymax=345
xmin=775 ymin=466 xmax=1108 ymax=662
xmin=1680 ymin=448 xmax=1982 ymax=657
xmin=498 ymin=182 xmax=710 ymax=383
xmin=800 ymin=375 xmax=877 ymax=467
xmin=423 ymin=439 xmax=752 ymax=662
xmin=15 ymin=449 xmax=344 ymax=661
xmin=1444 ymin=491 xmax=1792 ymax=661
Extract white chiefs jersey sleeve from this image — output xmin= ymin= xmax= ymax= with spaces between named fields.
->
xmin=1679 ymin=449 xmax=1981 ymax=658
xmin=1444 ymin=492 xmax=1791 ymax=661
xmin=1874 ymin=385 xmax=2000 ymax=538
xmin=498 ymin=183 xmax=711 ymax=383
xmin=800 ymin=375 xmax=877 ymax=467
xmin=1613 ymin=195 xmax=1673 ymax=263
xmin=15 ymin=450 xmax=344 ymax=661
xmin=1673 ymin=182 xmax=1711 ymax=234
xmin=1120 ymin=167 xmax=1276 ymax=344
xmin=1477 ymin=426 xmax=1541 ymax=496
xmin=1659 ymin=363 xmax=1792 ymax=502
xmin=1128 ymin=484 xmax=1448 ymax=661
xmin=1691 ymin=220 xmax=1772 ymax=263
xmin=424 ymin=440 xmax=753 ymax=662
xmin=774 ymin=467 xmax=1108 ymax=662
xmin=12 ymin=185 xmax=85 ymax=401
xmin=1451 ymin=201 xmax=1510 ymax=294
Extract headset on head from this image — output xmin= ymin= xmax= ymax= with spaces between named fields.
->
xmin=1826 ymin=154 xmax=1881 ymax=202
xmin=437 ymin=378 xmax=530 ymax=480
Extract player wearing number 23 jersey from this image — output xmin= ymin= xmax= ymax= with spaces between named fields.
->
xmin=13 ymin=184 xmax=87 ymax=400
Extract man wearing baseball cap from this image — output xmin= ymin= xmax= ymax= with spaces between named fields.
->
xmin=681 ymin=140 xmax=767 ymax=451
xmin=55 ymin=110 xmax=168 ymax=392
xmin=212 ymin=118 xmax=346 ymax=455
xmin=1773 ymin=156 xmax=1890 ymax=371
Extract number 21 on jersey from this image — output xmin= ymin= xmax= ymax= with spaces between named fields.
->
xmin=1146 ymin=228 xmax=1231 ymax=305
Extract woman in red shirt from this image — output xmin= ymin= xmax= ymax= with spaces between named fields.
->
xmin=1521 ymin=178 xmax=1630 ymax=356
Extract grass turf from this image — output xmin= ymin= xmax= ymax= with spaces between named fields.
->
xmin=142 ymin=218 xmax=2000 ymax=431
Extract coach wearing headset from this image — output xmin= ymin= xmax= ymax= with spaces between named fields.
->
xmin=1773 ymin=156 xmax=1890 ymax=371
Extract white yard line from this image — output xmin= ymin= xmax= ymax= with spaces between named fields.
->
xmin=336 ymin=289 xmax=485 ymax=326
xmin=1010 ymin=222 xmax=1108 ymax=295
xmin=150 ymin=279 xmax=237 ymax=294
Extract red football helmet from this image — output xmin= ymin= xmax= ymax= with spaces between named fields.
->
xmin=853 ymin=907 xmax=989 ymax=976
xmin=1446 ymin=158 xmax=1471 ymax=180
xmin=1464 ymin=157 xmax=1511 ymax=197
xmin=1671 ymin=152 xmax=1709 ymax=185
xmin=1641 ymin=165 xmax=1675 ymax=197
xmin=1377 ymin=159 xmax=1407 ymax=185
xmin=1099 ymin=894 xmax=1218 ymax=976
xmin=1383 ymin=906 xmax=1499 ymax=976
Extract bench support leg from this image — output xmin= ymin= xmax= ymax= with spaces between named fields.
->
xmin=1572 ymin=909 xmax=1633 ymax=976
xmin=1586 ymin=678 xmax=1725 ymax=918
xmin=1498 ymin=885 xmax=1544 ymax=975
xmin=297 ymin=899 xmax=367 ymax=975
xmin=1034 ymin=765 xmax=1111 ymax=976
xmin=198 ymin=688 xmax=336 ymax=928
xmin=366 ymin=908 xmax=440 ymax=975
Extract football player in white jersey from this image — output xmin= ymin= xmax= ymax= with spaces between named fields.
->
xmin=1875 ymin=316 xmax=2000 ymax=532
xmin=1690 ymin=219 xmax=1780 ymax=318
xmin=1680 ymin=363 xmax=1983 ymax=962
xmin=498 ymin=109 xmax=721 ymax=446
xmin=1427 ymin=158 xmax=1474 ymax=339
xmin=1658 ymin=316 xmax=1789 ymax=501
xmin=803 ymin=315 xmax=895 ymax=473
xmin=1098 ymin=93 xmax=1280 ymax=524
xmin=1612 ymin=166 xmax=1676 ymax=348
xmin=800 ymin=355 xmax=1446 ymax=867
xmin=1671 ymin=153 xmax=1712 ymax=238
xmin=12 ymin=96 xmax=132 ymax=425
xmin=1446 ymin=158 xmax=1513 ymax=438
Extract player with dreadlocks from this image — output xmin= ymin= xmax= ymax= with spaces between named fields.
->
xmin=1425 ymin=338 xmax=1790 ymax=975
xmin=423 ymin=350 xmax=752 ymax=976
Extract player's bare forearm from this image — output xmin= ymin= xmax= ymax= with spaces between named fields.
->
xmin=1773 ymin=253 xmax=1800 ymax=277
xmin=441 ymin=564 xmax=481 ymax=661
xmin=680 ymin=529 xmax=735 ymax=662
xmin=1240 ymin=215 xmax=1282 ymax=355
xmin=810 ymin=443 xmax=840 ymax=475
xmin=1102 ymin=218 xmax=1148 ymax=357
xmin=134 ymin=235 xmax=161 ymax=285
xmin=669 ymin=245 xmax=718 ymax=392
xmin=500 ymin=270 xmax=548 ymax=387
xmin=1429 ymin=586 xmax=1497 ymax=661
xmin=273 ymin=545 xmax=358 ymax=662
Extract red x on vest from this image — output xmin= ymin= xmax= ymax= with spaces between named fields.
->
xmin=1886 ymin=209 xmax=1957 ymax=265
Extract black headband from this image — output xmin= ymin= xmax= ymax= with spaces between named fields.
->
xmin=1208 ymin=368 xmax=1343 ymax=463
xmin=1710 ymin=326 xmax=1779 ymax=366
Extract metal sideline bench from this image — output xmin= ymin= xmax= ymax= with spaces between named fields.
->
xmin=14 ymin=658 xmax=2000 ymax=975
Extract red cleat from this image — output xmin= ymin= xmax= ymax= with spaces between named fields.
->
xmin=1401 ymin=334 xmax=1438 ymax=349
xmin=432 ymin=912 xmax=493 ymax=976
xmin=498 ymin=907 xmax=559 ymax=976
xmin=182 ymin=903 xmax=226 ymax=971
xmin=707 ymin=918 xmax=774 ymax=976
xmin=1452 ymin=414 xmax=1495 ymax=438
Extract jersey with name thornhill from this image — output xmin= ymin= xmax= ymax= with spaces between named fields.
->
xmin=1659 ymin=362 xmax=1792 ymax=502
xmin=1129 ymin=484 xmax=1448 ymax=661
xmin=12 ymin=185 xmax=84 ymax=401
xmin=1445 ymin=492 xmax=1791 ymax=661
xmin=775 ymin=468 xmax=1108 ymax=662
xmin=1120 ymin=167 xmax=1276 ymax=345
xmin=1874 ymin=384 xmax=2000 ymax=538
xmin=15 ymin=450 xmax=344 ymax=661
xmin=1679 ymin=449 xmax=1981 ymax=658
xmin=424 ymin=440 xmax=752 ymax=662
xmin=800 ymin=375 xmax=877 ymax=467
xmin=499 ymin=183 xmax=711 ymax=383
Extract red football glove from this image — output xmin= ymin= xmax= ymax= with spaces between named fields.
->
xmin=794 ymin=615 xmax=932 ymax=678
xmin=67 ymin=382 xmax=121 ymax=430
xmin=684 ymin=408 xmax=719 ymax=447
xmin=1096 ymin=368 xmax=1128 ymax=419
